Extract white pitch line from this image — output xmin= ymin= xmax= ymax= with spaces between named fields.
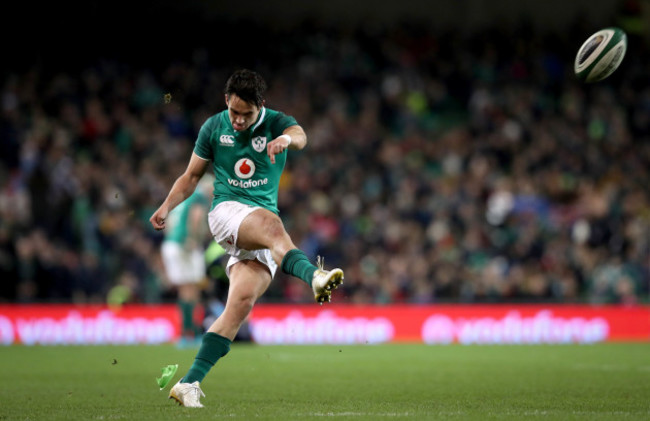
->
xmin=309 ymin=412 xmax=412 ymax=417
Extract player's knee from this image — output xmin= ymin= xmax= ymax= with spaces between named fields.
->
xmin=231 ymin=292 xmax=256 ymax=315
xmin=263 ymin=215 xmax=288 ymax=240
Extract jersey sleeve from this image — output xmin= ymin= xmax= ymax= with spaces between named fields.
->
xmin=194 ymin=119 xmax=214 ymax=160
xmin=270 ymin=111 xmax=299 ymax=137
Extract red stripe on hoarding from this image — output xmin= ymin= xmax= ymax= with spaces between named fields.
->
xmin=0 ymin=304 xmax=180 ymax=345
xmin=248 ymin=304 xmax=650 ymax=344
xmin=0 ymin=304 xmax=647 ymax=345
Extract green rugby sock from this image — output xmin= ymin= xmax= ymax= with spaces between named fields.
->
xmin=178 ymin=300 xmax=196 ymax=335
xmin=281 ymin=249 xmax=318 ymax=286
xmin=182 ymin=332 xmax=231 ymax=384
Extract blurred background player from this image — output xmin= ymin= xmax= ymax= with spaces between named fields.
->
xmin=160 ymin=173 xmax=214 ymax=347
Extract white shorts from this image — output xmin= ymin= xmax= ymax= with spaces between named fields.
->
xmin=161 ymin=241 xmax=206 ymax=285
xmin=207 ymin=201 xmax=278 ymax=278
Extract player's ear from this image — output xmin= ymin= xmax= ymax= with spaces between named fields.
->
xmin=225 ymin=95 xmax=229 ymax=106
xmin=261 ymin=99 xmax=266 ymax=107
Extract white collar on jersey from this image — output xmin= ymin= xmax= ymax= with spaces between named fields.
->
xmin=251 ymin=107 xmax=266 ymax=132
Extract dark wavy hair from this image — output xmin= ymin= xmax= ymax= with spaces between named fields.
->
xmin=224 ymin=69 xmax=267 ymax=107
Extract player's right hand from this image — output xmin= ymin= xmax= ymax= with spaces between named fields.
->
xmin=150 ymin=207 xmax=168 ymax=230
xmin=267 ymin=135 xmax=291 ymax=164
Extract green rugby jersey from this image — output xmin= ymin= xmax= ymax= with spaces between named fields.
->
xmin=164 ymin=189 xmax=210 ymax=244
xmin=194 ymin=107 xmax=297 ymax=214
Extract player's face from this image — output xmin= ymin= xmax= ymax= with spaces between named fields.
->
xmin=225 ymin=94 xmax=262 ymax=132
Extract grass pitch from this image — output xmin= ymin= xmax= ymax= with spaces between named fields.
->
xmin=1 ymin=343 xmax=649 ymax=420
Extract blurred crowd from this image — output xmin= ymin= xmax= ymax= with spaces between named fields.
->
xmin=0 ymin=17 xmax=648 ymax=306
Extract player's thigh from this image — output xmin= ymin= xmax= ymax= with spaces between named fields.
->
xmin=237 ymin=208 xmax=291 ymax=250
xmin=227 ymin=259 xmax=273 ymax=303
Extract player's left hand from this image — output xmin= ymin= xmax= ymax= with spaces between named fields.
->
xmin=267 ymin=135 xmax=291 ymax=164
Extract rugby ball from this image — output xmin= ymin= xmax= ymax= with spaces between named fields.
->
xmin=574 ymin=27 xmax=627 ymax=83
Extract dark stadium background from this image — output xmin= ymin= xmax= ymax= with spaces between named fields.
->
xmin=1 ymin=0 xmax=648 ymax=314
xmin=4 ymin=1 xmax=637 ymax=71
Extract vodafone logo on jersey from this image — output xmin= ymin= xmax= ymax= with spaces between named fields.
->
xmin=229 ymin=157 xmax=268 ymax=189
xmin=234 ymin=158 xmax=255 ymax=179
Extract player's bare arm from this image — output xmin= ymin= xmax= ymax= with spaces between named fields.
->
xmin=150 ymin=153 xmax=209 ymax=231
xmin=267 ymin=124 xmax=306 ymax=164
